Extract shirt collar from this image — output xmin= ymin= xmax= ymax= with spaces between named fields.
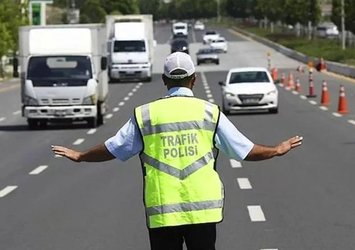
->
xmin=167 ymin=87 xmax=194 ymax=97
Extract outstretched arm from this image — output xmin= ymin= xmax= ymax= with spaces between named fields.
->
xmin=245 ymin=136 xmax=303 ymax=161
xmin=51 ymin=143 xmax=115 ymax=162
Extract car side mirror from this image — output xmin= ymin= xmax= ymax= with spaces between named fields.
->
xmin=101 ymin=56 xmax=107 ymax=70
xmin=218 ymin=81 xmax=225 ymax=86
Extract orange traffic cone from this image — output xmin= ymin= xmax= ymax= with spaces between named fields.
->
xmin=320 ymin=80 xmax=330 ymax=106
xmin=307 ymin=79 xmax=317 ymax=98
xmin=287 ymin=72 xmax=295 ymax=89
xmin=317 ymin=57 xmax=327 ymax=72
xmin=280 ymin=73 xmax=286 ymax=86
xmin=271 ymin=68 xmax=278 ymax=82
xmin=295 ymin=78 xmax=301 ymax=92
xmin=337 ymin=85 xmax=348 ymax=114
xmin=296 ymin=65 xmax=304 ymax=73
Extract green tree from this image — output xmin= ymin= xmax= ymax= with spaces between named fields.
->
xmin=80 ymin=0 xmax=106 ymax=23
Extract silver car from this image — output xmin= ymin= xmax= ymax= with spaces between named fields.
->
xmin=196 ymin=48 xmax=219 ymax=65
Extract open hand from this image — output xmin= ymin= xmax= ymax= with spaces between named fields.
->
xmin=51 ymin=145 xmax=82 ymax=162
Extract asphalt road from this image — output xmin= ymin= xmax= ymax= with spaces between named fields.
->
xmin=0 ymin=23 xmax=355 ymax=250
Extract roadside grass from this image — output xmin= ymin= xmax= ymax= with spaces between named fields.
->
xmin=238 ymin=24 xmax=355 ymax=66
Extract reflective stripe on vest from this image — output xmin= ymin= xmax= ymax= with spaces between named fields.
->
xmin=146 ymin=199 xmax=223 ymax=216
xmin=135 ymin=97 xmax=223 ymax=228
xmin=141 ymin=151 xmax=214 ymax=180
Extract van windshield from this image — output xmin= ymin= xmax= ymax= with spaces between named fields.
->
xmin=114 ymin=40 xmax=146 ymax=52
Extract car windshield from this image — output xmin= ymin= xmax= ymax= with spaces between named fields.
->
xmin=229 ymin=71 xmax=270 ymax=84
xmin=205 ymin=31 xmax=217 ymax=35
xmin=28 ymin=56 xmax=92 ymax=81
xmin=198 ymin=49 xmax=215 ymax=54
xmin=114 ymin=40 xmax=146 ymax=52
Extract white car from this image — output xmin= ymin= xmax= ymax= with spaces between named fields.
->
xmin=194 ymin=21 xmax=205 ymax=31
xmin=202 ymin=30 xmax=220 ymax=44
xmin=210 ymin=37 xmax=227 ymax=53
xmin=219 ymin=67 xmax=278 ymax=114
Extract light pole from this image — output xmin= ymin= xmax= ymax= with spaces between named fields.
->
xmin=341 ymin=0 xmax=345 ymax=50
xmin=217 ymin=0 xmax=221 ymax=23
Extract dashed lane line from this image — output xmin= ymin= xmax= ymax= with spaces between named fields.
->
xmin=247 ymin=205 xmax=266 ymax=222
xmin=309 ymin=100 xmax=317 ymax=105
xmin=332 ymin=112 xmax=342 ymax=117
xmin=118 ymin=102 xmax=125 ymax=106
xmin=87 ymin=129 xmax=97 ymax=135
xmin=348 ymin=120 xmax=355 ymax=125
xmin=13 ymin=110 xmax=21 ymax=115
xmin=237 ymin=178 xmax=252 ymax=190
xmin=230 ymin=159 xmax=242 ymax=168
xmin=0 ymin=117 xmax=5 ymax=122
xmin=0 ymin=186 xmax=18 ymax=198
xmin=319 ymin=106 xmax=328 ymax=111
xmin=113 ymin=107 xmax=120 ymax=112
xmin=124 ymin=96 xmax=130 ymax=101
xmin=29 ymin=165 xmax=48 ymax=175
xmin=73 ymin=138 xmax=85 ymax=145
xmin=105 ymin=113 xmax=113 ymax=119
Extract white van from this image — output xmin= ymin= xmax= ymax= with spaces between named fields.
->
xmin=172 ymin=22 xmax=188 ymax=38
xmin=316 ymin=22 xmax=339 ymax=38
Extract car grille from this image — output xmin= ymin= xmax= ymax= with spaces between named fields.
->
xmin=238 ymin=94 xmax=264 ymax=105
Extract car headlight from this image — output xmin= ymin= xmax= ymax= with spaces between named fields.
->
xmin=267 ymin=90 xmax=277 ymax=95
xmin=225 ymin=92 xmax=235 ymax=97
xmin=24 ymin=95 xmax=39 ymax=105
xmin=82 ymin=95 xmax=97 ymax=105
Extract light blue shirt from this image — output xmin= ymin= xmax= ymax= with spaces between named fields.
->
xmin=105 ymin=87 xmax=254 ymax=161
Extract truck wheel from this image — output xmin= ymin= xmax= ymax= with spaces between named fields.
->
xmin=27 ymin=119 xmax=38 ymax=130
xmin=87 ymin=117 xmax=98 ymax=128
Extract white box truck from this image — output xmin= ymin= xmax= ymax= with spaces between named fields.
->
xmin=19 ymin=24 xmax=108 ymax=129
xmin=106 ymin=15 xmax=154 ymax=82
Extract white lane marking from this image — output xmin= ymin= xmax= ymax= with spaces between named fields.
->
xmin=207 ymin=94 xmax=213 ymax=98
xmin=105 ymin=113 xmax=113 ymax=119
xmin=208 ymin=98 xmax=215 ymax=103
xmin=124 ymin=96 xmax=130 ymax=101
xmin=206 ymin=89 xmax=211 ymax=93
xmin=348 ymin=120 xmax=355 ymax=125
xmin=0 ymin=117 xmax=5 ymax=122
xmin=118 ymin=102 xmax=125 ymax=106
xmin=128 ymin=92 xmax=133 ymax=96
xmin=132 ymin=88 xmax=137 ymax=92
xmin=13 ymin=110 xmax=21 ymax=115
xmin=73 ymin=138 xmax=85 ymax=145
xmin=29 ymin=165 xmax=48 ymax=175
xmin=319 ymin=106 xmax=328 ymax=111
xmin=300 ymin=95 xmax=307 ymax=100
xmin=138 ymin=82 xmax=143 ymax=86
xmin=87 ymin=128 xmax=97 ymax=135
xmin=237 ymin=178 xmax=252 ymax=189
xmin=309 ymin=100 xmax=317 ymax=105
xmin=230 ymin=159 xmax=242 ymax=168
xmin=247 ymin=205 xmax=266 ymax=222
xmin=332 ymin=112 xmax=342 ymax=117
xmin=0 ymin=186 xmax=18 ymax=198
xmin=292 ymin=90 xmax=299 ymax=95
xmin=113 ymin=107 xmax=120 ymax=112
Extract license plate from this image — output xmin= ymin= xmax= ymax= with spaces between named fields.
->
xmin=54 ymin=110 xmax=66 ymax=116
xmin=243 ymin=98 xmax=259 ymax=104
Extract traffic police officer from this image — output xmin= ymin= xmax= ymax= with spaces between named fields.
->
xmin=52 ymin=52 xmax=303 ymax=250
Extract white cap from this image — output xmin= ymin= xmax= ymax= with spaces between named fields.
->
xmin=164 ymin=52 xmax=195 ymax=79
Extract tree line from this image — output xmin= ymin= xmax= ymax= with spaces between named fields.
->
xmin=1 ymin=0 xmax=355 ymax=74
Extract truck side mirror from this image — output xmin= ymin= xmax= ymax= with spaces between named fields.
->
xmin=13 ymin=58 xmax=19 ymax=78
xmin=101 ymin=57 xmax=107 ymax=70
xmin=218 ymin=81 xmax=225 ymax=86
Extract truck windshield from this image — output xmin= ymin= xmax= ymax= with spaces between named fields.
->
xmin=28 ymin=56 xmax=92 ymax=84
xmin=114 ymin=40 xmax=146 ymax=52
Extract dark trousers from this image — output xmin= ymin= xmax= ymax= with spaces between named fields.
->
xmin=148 ymin=223 xmax=216 ymax=250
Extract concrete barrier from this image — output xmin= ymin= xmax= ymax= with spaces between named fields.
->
xmin=232 ymin=26 xmax=355 ymax=79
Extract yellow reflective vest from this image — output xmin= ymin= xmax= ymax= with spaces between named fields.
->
xmin=134 ymin=96 xmax=224 ymax=228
